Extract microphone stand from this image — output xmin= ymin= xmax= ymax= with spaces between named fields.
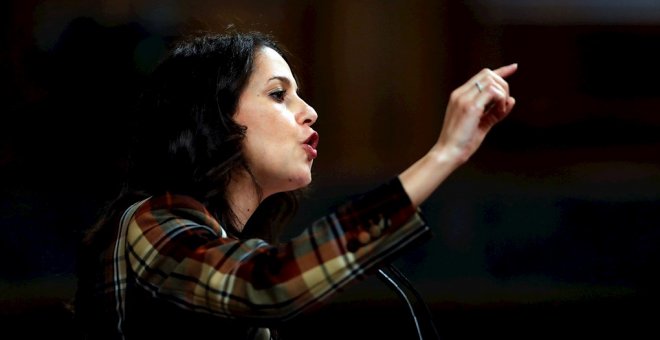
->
xmin=377 ymin=264 xmax=441 ymax=340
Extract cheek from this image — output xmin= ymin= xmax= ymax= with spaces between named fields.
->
xmin=236 ymin=107 xmax=298 ymax=167
xmin=242 ymin=132 xmax=285 ymax=172
xmin=242 ymin=136 xmax=268 ymax=167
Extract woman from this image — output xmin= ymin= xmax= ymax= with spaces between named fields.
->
xmin=74 ymin=30 xmax=516 ymax=339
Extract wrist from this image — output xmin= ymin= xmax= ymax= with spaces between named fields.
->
xmin=428 ymin=144 xmax=468 ymax=169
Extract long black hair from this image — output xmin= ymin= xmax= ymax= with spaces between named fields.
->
xmin=88 ymin=30 xmax=299 ymax=245
xmin=74 ymin=30 xmax=300 ymax=334
xmin=127 ymin=30 xmax=299 ymax=238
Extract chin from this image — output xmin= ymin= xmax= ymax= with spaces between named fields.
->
xmin=295 ymin=176 xmax=313 ymax=190
xmin=271 ymin=173 xmax=311 ymax=195
xmin=292 ymin=172 xmax=313 ymax=190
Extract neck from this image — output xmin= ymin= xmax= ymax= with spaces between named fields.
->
xmin=226 ymin=170 xmax=262 ymax=232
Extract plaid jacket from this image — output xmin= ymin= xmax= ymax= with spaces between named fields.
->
xmin=96 ymin=178 xmax=430 ymax=339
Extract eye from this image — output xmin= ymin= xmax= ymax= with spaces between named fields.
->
xmin=269 ymin=89 xmax=286 ymax=103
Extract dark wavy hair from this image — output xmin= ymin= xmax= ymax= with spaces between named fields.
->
xmin=125 ymin=30 xmax=300 ymax=239
xmin=74 ymin=30 xmax=300 ymax=334
xmin=87 ymin=30 xmax=299 ymax=246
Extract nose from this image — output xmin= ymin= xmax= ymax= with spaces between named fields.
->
xmin=298 ymin=100 xmax=318 ymax=126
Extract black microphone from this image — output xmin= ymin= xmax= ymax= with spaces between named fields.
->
xmin=377 ymin=264 xmax=441 ymax=340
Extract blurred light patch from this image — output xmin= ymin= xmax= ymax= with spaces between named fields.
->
xmin=468 ymin=0 xmax=660 ymax=24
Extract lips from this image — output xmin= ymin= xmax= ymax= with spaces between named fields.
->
xmin=303 ymin=131 xmax=319 ymax=160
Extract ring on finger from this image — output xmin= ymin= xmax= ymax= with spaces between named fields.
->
xmin=475 ymin=81 xmax=484 ymax=93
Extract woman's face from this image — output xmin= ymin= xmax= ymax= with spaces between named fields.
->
xmin=234 ymin=46 xmax=318 ymax=198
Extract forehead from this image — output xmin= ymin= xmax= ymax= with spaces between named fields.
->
xmin=253 ymin=46 xmax=294 ymax=79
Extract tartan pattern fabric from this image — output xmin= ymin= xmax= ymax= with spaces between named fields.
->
xmin=99 ymin=178 xmax=430 ymax=339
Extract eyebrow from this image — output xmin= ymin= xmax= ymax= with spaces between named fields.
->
xmin=267 ymin=76 xmax=300 ymax=92
xmin=268 ymin=76 xmax=291 ymax=85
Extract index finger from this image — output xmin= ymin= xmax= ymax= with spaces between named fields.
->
xmin=494 ymin=63 xmax=518 ymax=79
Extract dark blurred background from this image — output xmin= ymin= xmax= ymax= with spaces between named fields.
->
xmin=2 ymin=0 xmax=659 ymax=339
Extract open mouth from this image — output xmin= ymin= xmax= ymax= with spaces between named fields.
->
xmin=304 ymin=131 xmax=319 ymax=150
xmin=303 ymin=131 xmax=319 ymax=160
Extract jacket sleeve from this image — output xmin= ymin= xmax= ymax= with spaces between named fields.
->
xmin=125 ymin=177 xmax=431 ymax=322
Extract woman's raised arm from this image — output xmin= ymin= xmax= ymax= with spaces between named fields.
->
xmin=399 ymin=63 xmax=518 ymax=207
